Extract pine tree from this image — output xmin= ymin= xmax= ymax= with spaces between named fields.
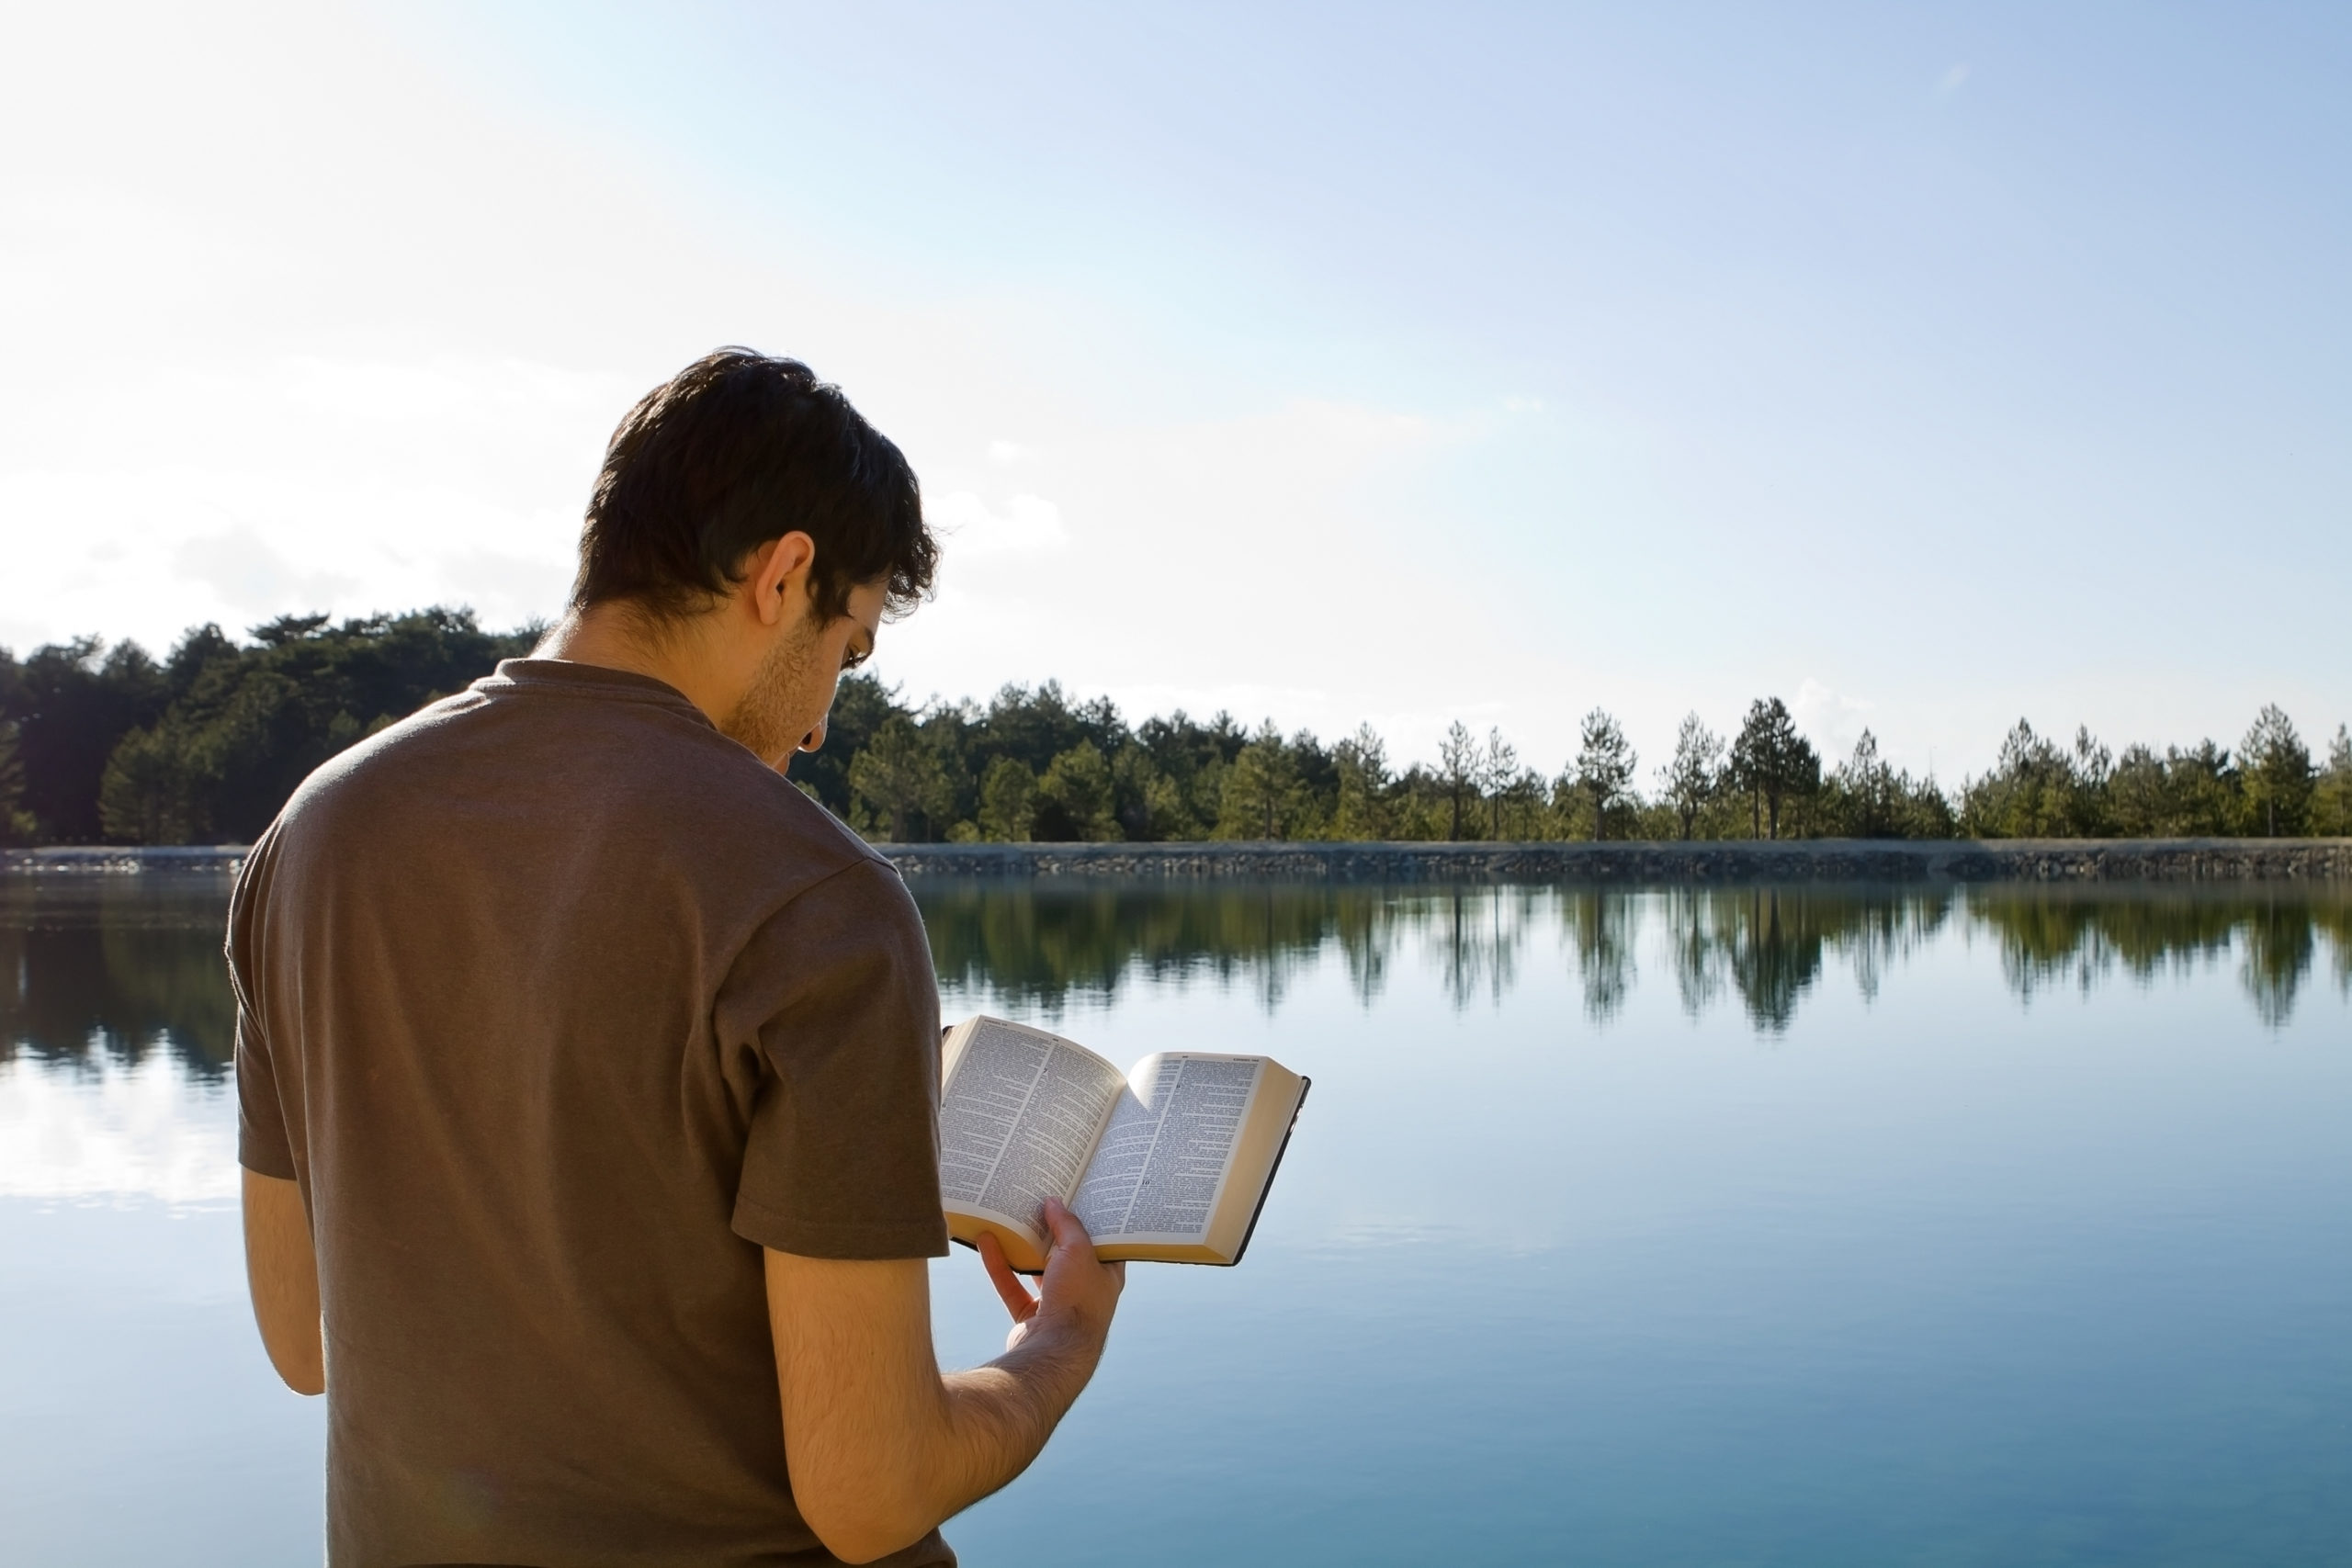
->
xmin=1657 ymin=713 xmax=1724 ymax=841
xmin=1216 ymin=725 xmax=1301 ymax=840
xmin=1332 ymin=723 xmax=1393 ymax=840
xmin=1438 ymin=721 xmax=1480 ymax=840
xmin=977 ymin=757 xmax=1036 ymax=841
xmin=2315 ymin=725 xmax=2352 ymax=838
xmin=2239 ymin=705 xmax=2314 ymax=837
xmin=1575 ymin=709 xmax=1637 ymax=842
xmin=1480 ymin=728 xmax=1520 ymax=840
xmin=1730 ymin=698 xmax=1816 ymax=840
xmin=848 ymin=715 xmax=951 ymax=840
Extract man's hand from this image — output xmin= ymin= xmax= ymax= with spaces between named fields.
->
xmin=765 ymin=1200 xmax=1123 ymax=1563
xmin=978 ymin=1197 xmax=1125 ymax=1355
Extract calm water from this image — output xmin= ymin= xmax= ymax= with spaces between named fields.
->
xmin=4 ymin=874 xmax=2349 ymax=1566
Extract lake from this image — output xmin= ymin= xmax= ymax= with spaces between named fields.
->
xmin=4 ymin=873 xmax=2349 ymax=1566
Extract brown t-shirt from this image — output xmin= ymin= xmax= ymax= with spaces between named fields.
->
xmin=230 ymin=659 xmax=954 ymax=1568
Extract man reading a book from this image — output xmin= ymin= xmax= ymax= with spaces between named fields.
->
xmin=231 ymin=348 xmax=1124 ymax=1566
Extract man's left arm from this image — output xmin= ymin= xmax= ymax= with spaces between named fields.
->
xmin=243 ymin=1168 xmax=324 ymax=1395
xmin=228 ymin=834 xmax=319 ymax=1394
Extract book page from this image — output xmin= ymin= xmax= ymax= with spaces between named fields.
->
xmin=939 ymin=1017 xmax=1128 ymax=1243
xmin=1072 ymin=1053 xmax=1266 ymax=1244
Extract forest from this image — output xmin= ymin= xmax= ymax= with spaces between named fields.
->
xmin=1 ymin=609 xmax=2347 ymax=846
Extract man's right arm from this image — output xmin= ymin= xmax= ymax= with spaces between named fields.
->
xmin=764 ymin=1198 xmax=1123 ymax=1565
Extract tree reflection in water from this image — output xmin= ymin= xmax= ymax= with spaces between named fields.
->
xmin=1561 ymin=890 xmax=1635 ymax=1023
xmin=1970 ymin=885 xmax=2352 ymax=1029
xmin=0 ymin=874 xmax=241 ymax=1077
xmin=916 ymin=878 xmax=2348 ymax=1032
xmin=3 ymin=876 xmax=2346 ymax=1076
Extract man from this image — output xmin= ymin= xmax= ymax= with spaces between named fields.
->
xmin=232 ymin=348 xmax=1123 ymax=1566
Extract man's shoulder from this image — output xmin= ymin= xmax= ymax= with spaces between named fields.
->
xmin=253 ymin=687 xmax=485 ymax=855
xmin=255 ymin=663 xmax=894 ymax=904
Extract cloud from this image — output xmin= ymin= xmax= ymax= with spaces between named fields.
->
xmin=869 ymin=389 xmax=1537 ymax=766
xmin=277 ymin=355 xmax=634 ymax=431
xmin=0 ymin=351 xmax=607 ymax=652
xmin=931 ymin=491 xmax=1070 ymax=556
xmin=172 ymin=527 xmax=359 ymax=626
xmin=1792 ymin=677 xmax=1877 ymax=765
xmin=1934 ymin=62 xmax=1971 ymax=100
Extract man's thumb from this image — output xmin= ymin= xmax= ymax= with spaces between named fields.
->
xmin=1042 ymin=1196 xmax=1089 ymax=1250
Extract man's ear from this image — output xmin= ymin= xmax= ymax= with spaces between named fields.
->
xmin=748 ymin=532 xmax=819 ymax=628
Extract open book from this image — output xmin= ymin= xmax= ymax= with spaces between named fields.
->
xmin=939 ymin=1016 xmax=1309 ymax=1270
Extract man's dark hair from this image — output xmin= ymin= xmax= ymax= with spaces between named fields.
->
xmin=572 ymin=348 xmax=936 ymax=625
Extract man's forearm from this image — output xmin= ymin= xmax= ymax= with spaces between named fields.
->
xmin=928 ymin=1314 xmax=1106 ymax=1517
xmin=765 ymin=1239 xmax=1120 ymax=1563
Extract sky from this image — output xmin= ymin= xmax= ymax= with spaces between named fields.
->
xmin=2 ymin=0 xmax=2346 ymax=781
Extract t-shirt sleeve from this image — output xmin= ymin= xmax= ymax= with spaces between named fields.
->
xmin=225 ymin=835 xmax=298 ymax=1180
xmin=719 ymin=857 xmax=948 ymax=1260
xmin=234 ymin=1003 xmax=298 ymax=1179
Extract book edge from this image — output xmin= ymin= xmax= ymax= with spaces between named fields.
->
xmin=1226 ymin=1075 xmax=1307 ymax=1268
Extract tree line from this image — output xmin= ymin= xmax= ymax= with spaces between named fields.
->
xmin=1 ymin=609 xmax=2346 ymax=845
xmin=0 ymin=611 xmax=538 ymax=846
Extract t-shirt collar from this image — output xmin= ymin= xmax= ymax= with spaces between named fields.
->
xmin=476 ymin=659 xmax=717 ymax=729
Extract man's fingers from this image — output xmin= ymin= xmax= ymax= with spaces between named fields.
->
xmin=978 ymin=1231 xmax=1038 ymax=1322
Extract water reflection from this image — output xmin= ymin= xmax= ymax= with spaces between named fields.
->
xmin=4 ymin=878 xmax=2346 ymax=1079
xmin=0 ymin=874 xmax=239 ymax=1078
xmin=1654 ymin=886 xmax=1956 ymax=1032
xmin=917 ymin=878 xmax=2350 ymax=1032
xmin=1970 ymin=885 xmax=2351 ymax=1029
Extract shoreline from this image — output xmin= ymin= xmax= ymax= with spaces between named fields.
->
xmin=6 ymin=839 xmax=2350 ymax=883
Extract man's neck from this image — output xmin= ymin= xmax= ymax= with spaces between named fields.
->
xmin=536 ymin=605 xmax=733 ymax=728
